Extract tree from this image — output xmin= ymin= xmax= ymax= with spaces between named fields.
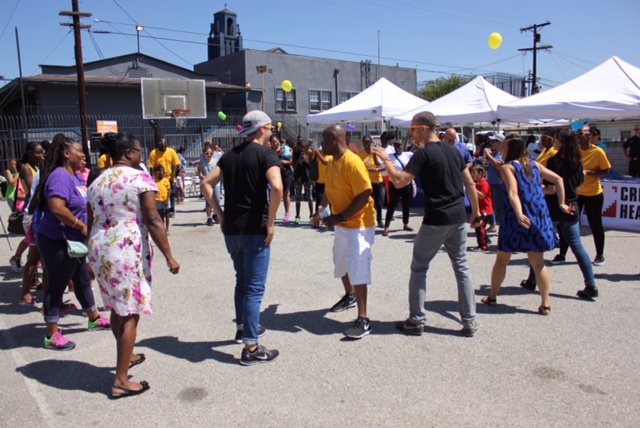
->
xmin=418 ymin=75 xmax=475 ymax=101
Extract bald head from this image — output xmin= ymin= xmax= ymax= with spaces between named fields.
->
xmin=444 ymin=128 xmax=457 ymax=145
xmin=321 ymin=124 xmax=347 ymax=156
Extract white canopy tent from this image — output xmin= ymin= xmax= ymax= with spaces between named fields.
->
xmin=498 ymin=56 xmax=640 ymax=121
xmin=390 ymin=76 xmax=519 ymax=127
xmin=306 ymin=77 xmax=427 ymax=124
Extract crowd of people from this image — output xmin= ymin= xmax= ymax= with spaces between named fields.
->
xmin=3 ymin=111 xmax=632 ymax=397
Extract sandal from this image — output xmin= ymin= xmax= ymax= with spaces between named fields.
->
xmin=129 ymin=353 xmax=147 ymax=369
xmin=481 ymin=296 xmax=497 ymax=306
xmin=111 ymin=381 xmax=150 ymax=399
xmin=538 ymin=306 xmax=551 ymax=316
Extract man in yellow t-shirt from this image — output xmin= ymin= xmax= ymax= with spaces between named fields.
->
xmin=148 ymin=138 xmax=181 ymax=217
xmin=313 ymin=124 xmax=375 ymax=340
xmin=358 ymin=135 xmax=385 ymax=227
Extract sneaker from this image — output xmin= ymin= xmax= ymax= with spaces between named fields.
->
xmin=169 ymin=212 xmax=175 ymax=218
xmin=240 ymin=344 xmax=280 ymax=366
xmin=44 ymin=330 xmax=76 ymax=351
xmin=396 ymin=318 xmax=424 ymax=336
xmin=461 ymin=321 xmax=478 ymax=337
xmin=466 ymin=246 xmax=482 ymax=252
xmin=283 ymin=213 xmax=291 ymax=222
xmin=309 ymin=216 xmax=315 ymax=222
xmin=550 ymin=254 xmax=566 ymax=264
xmin=206 ymin=217 xmax=214 ymax=226
xmin=10 ymin=256 xmax=22 ymax=273
xmin=330 ymin=294 xmax=356 ymax=312
xmin=344 ymin=317 xmax=371 ymax=339
xmin=294 ymin=216 xmax=301 ymax=224
xmin=593 ymin=256 xmax=605 ymax=266
xmin=577 ymin=286 xmax=599 ymax=300
xmin=18 ymin=297 xmax=42 ymax=309
xmin=520 ymin=279 xmax=537 ymax=291
xmin=88 ymin=315 xmax=111 ymax=331
xmin=234 ymin=325 xmax=267 ymax=344
xmin=212 ymin=214 xmax=219 ymax=223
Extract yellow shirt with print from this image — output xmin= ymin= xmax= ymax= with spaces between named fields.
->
xmin=148 ymin=148 xmax=181 ymax=180
xmin=535 ymin=146 xmax=558 ymax=167
xmin=325 ymin=150 xmax=375 ymax=229
xmin=357 ymin=149 xmax=383 ymax=184
xmin=155 ymin=177 xmax=171 ymax=203
xmin=578 ymin=145 xmax=610 ymax=197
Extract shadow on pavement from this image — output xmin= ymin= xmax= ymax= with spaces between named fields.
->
xmin=136 ymin=336 xmax=237 ymax=365
xmin=16 ymin=359 xmax=113 ymax=397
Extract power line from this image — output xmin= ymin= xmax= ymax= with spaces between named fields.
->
xmin=0 ymin=0 xmax=21 ymax=42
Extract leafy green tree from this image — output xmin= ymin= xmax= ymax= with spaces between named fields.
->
xmin=418 ymin=75 xmax=475 ymax=101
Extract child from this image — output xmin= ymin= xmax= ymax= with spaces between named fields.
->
xmin=469 ymin=165 xmax=493 ymax=252
xmin=154 ymin=165 xmax=171 ymax=233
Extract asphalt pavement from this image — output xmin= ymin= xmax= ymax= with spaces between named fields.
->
xmin=0 ymin=196 xmax=638 ymax=427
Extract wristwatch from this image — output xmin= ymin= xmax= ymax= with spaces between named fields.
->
xmin=337 ymin=213 xmax=347 ymax=222
xmin=384 ymin=157 xmax=391 ymax=162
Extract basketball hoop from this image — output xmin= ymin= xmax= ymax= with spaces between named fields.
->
xmin=171 ymin=109 xmax=190 ymax=129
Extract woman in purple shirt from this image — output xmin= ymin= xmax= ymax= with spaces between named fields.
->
xmin=36 ymin=136 xmax=111 ymax=351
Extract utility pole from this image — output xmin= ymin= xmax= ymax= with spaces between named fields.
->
xmin=60 ymin=0 xmax=92 ymax=166
xmin=518 ymin=21 xmax=552 ymax=95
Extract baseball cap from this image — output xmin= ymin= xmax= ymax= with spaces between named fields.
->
xmin=238 ymin=110 xmax=272 ymax=137
xmin=488 ymin=132 xmax=505 ymax=143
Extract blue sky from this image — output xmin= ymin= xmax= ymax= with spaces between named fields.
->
xmin=1 ymin=0 xmax=639 ymax=92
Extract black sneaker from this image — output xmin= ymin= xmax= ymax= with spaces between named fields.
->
xmin=344 ymin=317 xmax=371 ymax=339
xmin=330 ymin=294 xmax=356 ymax=312
xmin=520 ymin=279 xmax=537 ymax=291
xmin=396 ymin=318 xmax=424 ymax=336
xmin=577 ymin=286 xmax=599 ymax=300
xmin=206 ymin=217 xmax=214 ymax=226
xmin=592 ymin=256 xmax=605 ymax=266
xmin=461 ymin=321 xmax=478 ymax=337
xmin=234 ymin=325 xmax=267 ymax=343
xmin=550 ymin=254 xmax=566 ymax=264
xmin=239 ymin=345 xmax=279 ymax=366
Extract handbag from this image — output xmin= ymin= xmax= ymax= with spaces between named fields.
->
xmin=393 ymin=153 xmax=417 ymax=199
xmin=62 ymin=231 xmax=88 ymax=259
xmin=8 ymin=212 xmax=25 ymax=235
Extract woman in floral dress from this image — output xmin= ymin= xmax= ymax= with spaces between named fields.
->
xmin=88 ymin=132 xmax=179 ymax=399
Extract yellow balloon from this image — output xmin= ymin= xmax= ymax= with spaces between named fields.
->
xmin=277 ymin=122 xmax=282 ymax=128
xmin=282 ymin=80 xmax=293 ymax=93
xmin=488 ymin=32 xmax=503 ymax=50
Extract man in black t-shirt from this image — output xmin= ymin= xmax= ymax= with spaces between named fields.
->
xmin=623 ymin=124 xmax=640 ymax=177
xmin=373 ymin=111 xmax=482 ymax=338
xmin=201 ymin=110 xmax=283 ymax=366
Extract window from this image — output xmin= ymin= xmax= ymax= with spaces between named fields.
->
xmin=276 ymin=88 xmax=297 ymax=112
xmin=339 ymin=91 xmax=359 ymax=104
xmin=309 ymin=90 xmax=332 ymax=112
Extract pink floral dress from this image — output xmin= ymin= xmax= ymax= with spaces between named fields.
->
xmin=88 ymin=166 xmax=158 ymax=316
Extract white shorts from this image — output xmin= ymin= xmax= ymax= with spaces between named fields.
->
xmin=333 ymin=226 xmax=375 ymax=285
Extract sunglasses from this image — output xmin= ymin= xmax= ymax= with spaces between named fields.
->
xmin=263 ymin=125 xmax=276 ymax=131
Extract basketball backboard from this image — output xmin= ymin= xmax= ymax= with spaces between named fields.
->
xmin=141 ymin=78 xmax=207 ymax=119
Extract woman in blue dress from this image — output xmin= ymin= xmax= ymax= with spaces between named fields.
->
xmin=482 ymin=136 xmax=571 ymax=315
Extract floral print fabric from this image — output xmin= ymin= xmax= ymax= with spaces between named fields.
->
xmin=88 ymin=167 xmax=158 ymax=316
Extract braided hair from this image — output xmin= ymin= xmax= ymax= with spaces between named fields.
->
xmin=37 ymin=133 xmax=76 ymax=212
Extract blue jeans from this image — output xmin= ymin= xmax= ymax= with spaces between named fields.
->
xmin=557 ymin=220 xmax=595 ymax=288
xmin=408 ymin=223 xmax=476 ymax=326
xmin=224 ymin=235 xmax=271 ymax=345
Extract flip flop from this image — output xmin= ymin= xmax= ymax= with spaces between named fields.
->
xmin=481 ymin=296 xmax=497 ymax=306
xmin=538 ymin=306 xmax=551 ymax=316
xmin=111 ymin=381 xmax=150 ymax=399
xmin=129 ymin=353 xmax=147 ymax=369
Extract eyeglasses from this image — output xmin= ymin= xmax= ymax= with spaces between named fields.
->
xmin=408 ymin=125 xmax=428 ymax=130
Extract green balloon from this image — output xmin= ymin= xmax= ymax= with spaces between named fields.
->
xmin=218 ymin=112 xmax=227 ymax=121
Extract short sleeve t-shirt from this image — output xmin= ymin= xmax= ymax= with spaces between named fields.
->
xmin=38 ymin=167 xmax=88 ymax=242
xmin=535 ymin=146 xmax=558 ymax=167
xmin=486 ymin=151 xmax=503 ymax=185
xmin=218 ymin=141 xmax=281 ymax=235
xmin=476 ymin=178 xmax=493 ymax=215
xmin=357 ymin=149 xmax=383 ymax=184
xmin=155 ymin=178 xmax=171 ymax=203
xmin=578 ymin=145 xmax=611 ymax=197
xmin=405 ymin=142 xmax=466 ymax=225
xmin=148 ymin=148 xmax=181 ymax=180
xmin=325 ymin=150 xmax=375 ymax=229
